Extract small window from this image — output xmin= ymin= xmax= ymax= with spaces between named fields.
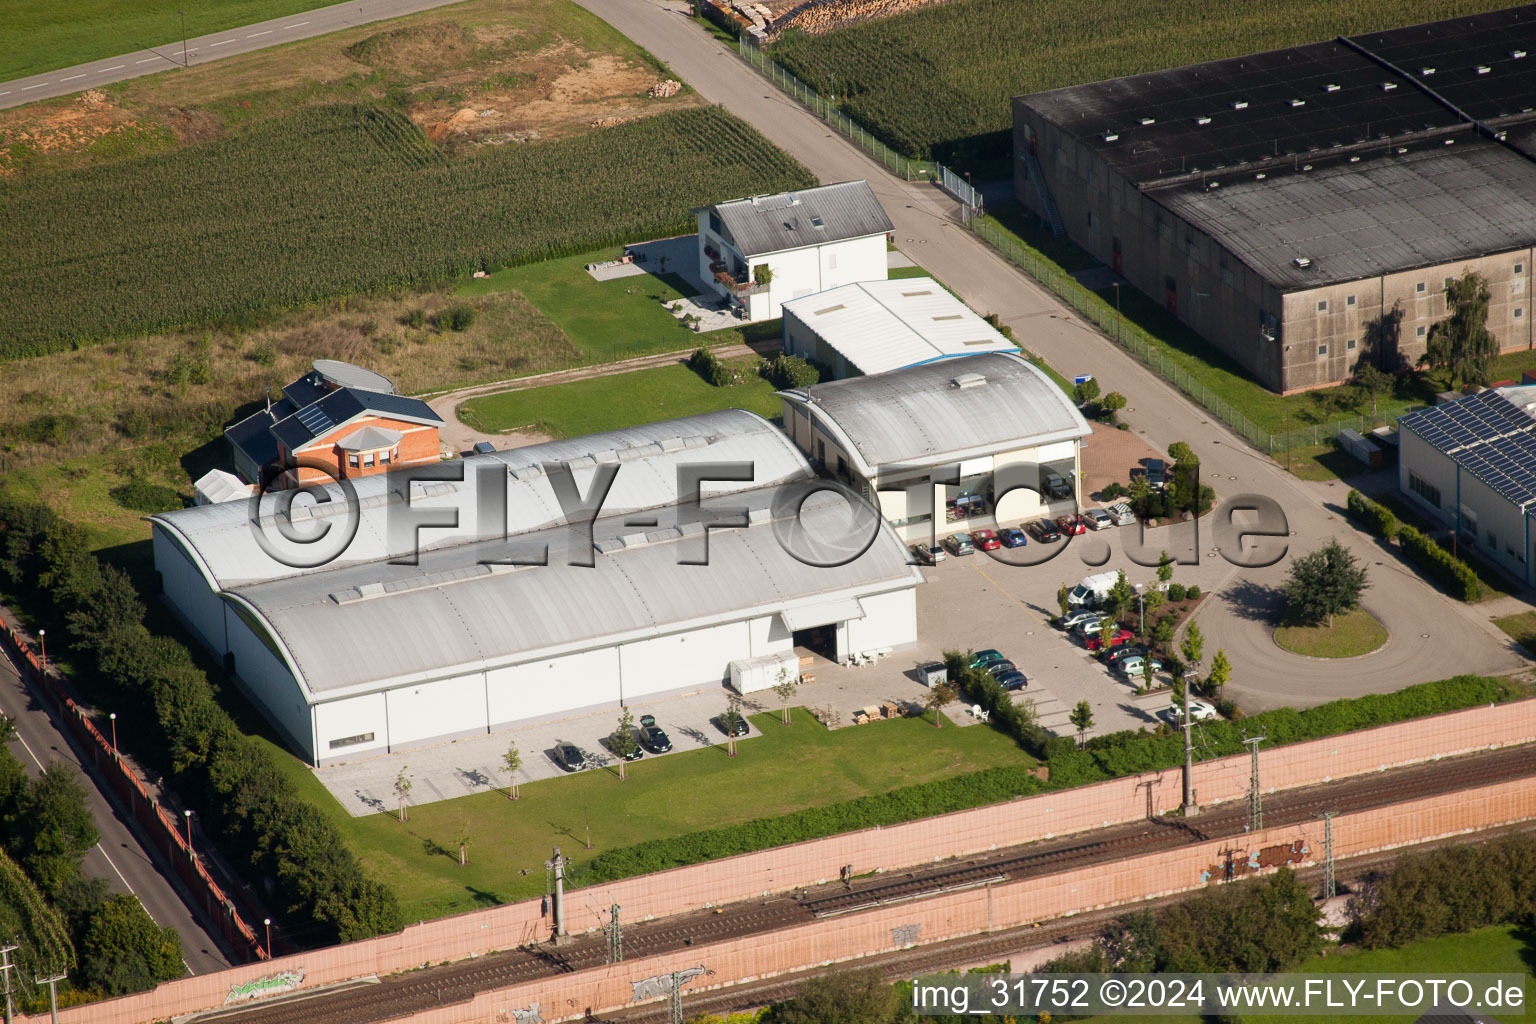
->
xmin=348 ymin=454 xmax=359 ymax=467
xmin=380 ymin=450 xmax=392 ymax=465
xmin=1416 ymin=281 xmax=1426 ymax=294
xmin=1488 ymin=531 xmax=1498 ymax=549
xmin=1416 ymin=325 xmax=1428 ymax=337
xmin=1318 ymin=344 xmax=1328 ymax=356
xmin=363 ymin=453 xmax=375 ymax=467
xmin=827 ymin=252 xmax=837 ymax=270
xmin=1518 ymin=308 xmax=1526 ymax=320
xmin=1443 ymin=277 xmax=1453 ymax=290
xmin=329 ymin=732 xmax=375 ymax=750
xmin=1517 ymin=263 xmax=1526 ymax=274
xmin=1316 ymin=299 xmax=1328 ymax=312
xmin=1086 ymin=211 xmax=1095 ymax=227
xmin=1347 ymin=338 xmax=1357 ymax=350
xmin=708 ymin=212 xmax=722 ymax=235
xmin=1346 ymin=295 xmax=1357 ymax=307
xmin=1409 ymin=472 xmax=1441 ymax=508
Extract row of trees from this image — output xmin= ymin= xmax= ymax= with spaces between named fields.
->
xmin=0 ymin=497 xmax=401 ymax=947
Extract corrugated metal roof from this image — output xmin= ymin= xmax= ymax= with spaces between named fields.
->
xmin=783 ymin=353 xmax=1090 ymax=476
xmin=781 ymin=278 xmax=1019 ymax=375
xmin=1400 ymin=385 xmax=1536 ymax=507
xmin=231 ymin=485 xmax=920 ymax=697
xmin=706 ymin=180 xmax=894 ymax=257
xmin=155 ymin=410 xmax=818 ymax=589
xmin=1154 ymin=138 xmax=1536 ymax=289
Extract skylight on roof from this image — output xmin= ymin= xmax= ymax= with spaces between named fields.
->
xmin=1478 ymin=65 xmax=1492 ymax=74
xmin=1230 ymin=100 xmax=1249 ymax=110
xmin=1290 ymin=98 xmax=1306 ymax=107
xmin=1138 ymin=117 xmax=1156 ymax=125
xmin=1102 ymin=132 xmax=1120 ymax=142
xmin=1420 ymin=66 xmax=1436 ymax=75
xmin=1324 ymin=83 xmax=1341 ymax=92
xmin=1513 ymin=49 xmax=1528 ymax=59
xmin=813 ymin=303 xmax=845 ymax=316
xmin=1382 ymin=82 xmax=1399 ymax=90
xmin=1194 ymin=116 xmax=1213 ymax=125
xmin=901 ymin=290 xmax=933 ymax=297
xmin=932 ymin=314 xmax=963 ymax=321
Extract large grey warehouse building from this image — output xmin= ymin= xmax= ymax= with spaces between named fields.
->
xmin=150 ymin=411 xmax=922 ymax=765
xmin=1014 ymin=5 xmax=1536 ymax=393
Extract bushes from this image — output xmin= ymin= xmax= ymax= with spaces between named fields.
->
xmin=437 ymin=304 xmax=476 ymax=332
xmin=688 ymin=346 xmax=735 ymax=387
xmin=0 ymin=497 xmax=401 ymax=947
xmin=1351 ymin=833 xmax=1536 ymax=949
xmin=758 ymin=354 xmax=819 ymax=390
xmin=1166 ymin=582 xmax=1186 ymax=601
xmin=108 ymin=480 xmax=183 ymax=514
xmin=1186 ymin=584 xmax=1201 ymax=599
xmin=1397 ymin=525 xmax=1482 ymax=601
xmin=1346 ymin=489 xmax=1399 ymax=540
xmin=941 ymin=651 xmax=1051 ymax=758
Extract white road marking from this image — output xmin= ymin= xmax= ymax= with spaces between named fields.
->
xmin=247 ymin=30 xmax=272 ymax=37
xmin=137 ymin=57 xmax=161 ymax=63
xmin=95 ymin=842 xmax=135 ymax=892
xmin=0 ymin=92 xmax=10 ymax=97
xmin=60 ymin=74 xmax=86 ymax=81
xmin=103 ymin=65 xmax=125 ymax=71
xmin=210 ymin=39 xmax=238 ymax=46
xmin=21 ymin=83 xmax=46 ymax=90
xmin=286 ymin=20 xmax=310 ymax=28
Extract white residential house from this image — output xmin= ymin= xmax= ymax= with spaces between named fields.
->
xmin=694 ymin=180 xmax=894 ymax=322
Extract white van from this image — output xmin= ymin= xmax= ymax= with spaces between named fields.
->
xmin=1067 ymin=570 xmax=1120 ymax=608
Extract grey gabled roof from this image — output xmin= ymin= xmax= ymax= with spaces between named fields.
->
xmin=781 ymin=352 xmax=1090 ymax=477
xmin=705 ymin=180 xmax=894 ymax=257
xmin=336 ymin=425 xmax=404 ymax=452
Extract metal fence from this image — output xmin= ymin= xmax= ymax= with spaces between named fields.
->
xmin=938 ymin=164 xmax=983 ymax=210
xmin=968 ymin=218 xmax=1417 ymax=454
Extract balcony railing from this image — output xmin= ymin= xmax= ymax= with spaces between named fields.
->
xmin=713 ymin=270 xmax=768 ymax=296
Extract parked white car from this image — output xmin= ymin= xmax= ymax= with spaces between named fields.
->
xmin=1108 ymin=502 xmax=1136 ymax=526
xmin=1115 ymin=655 xmax=1163 ymax=678
xmin=1160 ymin=698 xmax=1218 ymax=724
xmin=1060 ymin=609 xmax=1101 ymax=631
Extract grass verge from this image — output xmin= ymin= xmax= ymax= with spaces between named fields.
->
xmin=460 ymin=360 xmax=784 ymax=437
xmin=1494 ymin=610 xmax=1536 ymax=656
xmin=1373 ymin=492 xmax=1514 ymax=603
xmin=260 ymin=709 xmax=1033 ymax=921
xmin=1274 ymin=608 xmax=1389 ymax=659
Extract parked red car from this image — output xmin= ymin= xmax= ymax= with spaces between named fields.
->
xmin=1055 ymin=513 xmax=1088 ymax=536
xmin=1084 ymin=627 xmax=1135 ymax=652
xmin=969 ymin=529 xmax=1002 ymax=551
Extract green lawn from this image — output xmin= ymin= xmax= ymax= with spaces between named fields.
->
xmin=1144 ymin=924 xmax=1532 ymax=1024
xmin=456 ymin=248 xmax=782 ymax=372
xmin=1274 ymin=608 xmax=1389 ymax=659
xmin=259 ymin=709 xmax=1035 ymax=921
xmin=460 ymin=360 xmax=784 ymax=437
xmin=4 ymin=0 xmax=338 ymax=80
xmin=1494 ymin=610 xmax=1536 ymax=656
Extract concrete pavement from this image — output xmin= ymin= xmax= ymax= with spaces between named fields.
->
xmin=0 ymin=0 xmax=473 ymax=110
xmin=0 ymin=646 xmax=229 ymax=974
xmin=569 ymin=0 xmax=1530 ymax=707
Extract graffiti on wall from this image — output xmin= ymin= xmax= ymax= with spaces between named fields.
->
xmin=225 ymin=969 xmax=306 ymax=1004
xmin=632 ymin=965 xmax=706 ymax=1001
xmin=1202 ymin=840 xmax=1310 ymax=883
xmin=892 ymin=923 xmax=921 ymax=947
xmin=497 ymin=1004 xmax=543 ymax=1023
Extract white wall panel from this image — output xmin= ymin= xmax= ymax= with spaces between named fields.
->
xmin=619 ymin=621 xmax=747 ymax=698
xmin=315 ymin=693 xmax=389 ymax=762
xmin=846 ymin=588 xmax=918 ymax=654
xmin=385 ymin=673 xmax=489 ymax=746
xmin=153 ymin=529 xmax=226 ymax=655
xmin=486 ymin=647 xmax=621 ymax=727
xmin=748 ymin=614 xmax=793 ymax=658
xmin=225 ymin=605 xmax=314 ymax=760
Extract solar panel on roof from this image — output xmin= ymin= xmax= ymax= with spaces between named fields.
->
xmin=297 ymin=405 xmax=335 ymax=435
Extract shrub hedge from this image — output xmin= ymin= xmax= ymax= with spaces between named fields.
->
xmin=1346 ymin=489 xmax=1399 ymax=540
xmin=1396 ymin=524 xmax=1482 ymax=602
xmin=1351 ymin=832 xmax=1536 ymax=949
xmin=0 ymin=498 xmax=400 ymax=947
xmin=688 ymin=346 xmax=734 ymax=387
xmin=758 ymin=354 xmax=820 ymax=390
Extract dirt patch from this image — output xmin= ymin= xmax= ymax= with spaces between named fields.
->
xmin=164 ymin=106 xmax=223 ymax=145
xmin=344 ymin=22 xmax=482 ymax=74
xmin=0 ymin=94 xmax=155 ymax=175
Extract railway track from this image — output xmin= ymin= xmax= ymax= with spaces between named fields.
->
xmin=202 ymin=743 xmax=1536 ymax=1024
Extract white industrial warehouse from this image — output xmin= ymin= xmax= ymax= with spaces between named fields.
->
xmin=779 ymin=353 xmax=1093 ymax=544
xmin=780 ymin=277 xmax=1020 ymax=379
xmin=151 ymin=411 xmax=923 ymax=765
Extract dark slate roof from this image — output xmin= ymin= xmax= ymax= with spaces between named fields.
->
xmin=705 ymin=180 xmax=893 ymax=257
xmin=1400 ymin=384 xmax=1536 ymax=507
xmin=269 ymin=388 xmax=442 ymax=453
xmin=1015 ymin=4 xmax=1536 ymax=291
xmin=225 ymin=399 xmax=296 ymax=469
xmin=1154 ymin=133 xmax=1536 ymax=289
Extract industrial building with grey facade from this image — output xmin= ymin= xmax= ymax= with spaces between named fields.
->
xmin=1013 ymin=5 xmax=1536 ymax=393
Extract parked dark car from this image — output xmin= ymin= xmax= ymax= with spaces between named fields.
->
xmin=1027 ymin=518 xmax=1062 ymax=542
xmin=994 ymin=670 xmax=1029 ymax=691
xmin=552 ymin=742 xmax=590 ymax=773
xmin=985 ymin=660 xmax=1018 ymax=678
xmin=1103 ymin=644 xmax=1149 ymax=666
xmin=999 ymin=527 xmax=1028 ymax=548
xmin=1145 ymin=458 xmax=1167 ymax=490
xmin=716 ymin=713 xmax=749 ymax=738
xmin=970 ymin=649 xmax=1008 ymax=669
xmin=638 ymin=714 xmax=672 ymax=753
xmin=607 ymin=730 xmax=644 ymax=761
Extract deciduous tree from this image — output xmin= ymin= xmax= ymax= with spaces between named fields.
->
xmin=502 ymin=744 xmax=522 ymax=801
xmin=771 ymin=668 xmax=798 ymax=726
xmin=1069 ymin=701 xmax=1094 ymax=749
xmin=394 ymin=767 xmax=412 ymax=823
xmin=925 ymin=682 xmax=958 ymax=728
xmin=611 ymin=706 xmax=639 ymax=780
xmin=1284 ymin=540 xmax=1369 ymax=627
xmin=1421 ymin=270 xmax=1496 ymax=388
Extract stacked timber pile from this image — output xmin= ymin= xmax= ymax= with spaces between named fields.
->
xmin=771 ymin=0 xmax=951 ymax=37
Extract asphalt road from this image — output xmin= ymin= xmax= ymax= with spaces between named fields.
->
xmin=0 ymin=0 xmax=472 ymax=110
xmin=570 ymin=0 xmax=1530 ymax=707
xmin=0 ymin=647 xmax=229 ymax=975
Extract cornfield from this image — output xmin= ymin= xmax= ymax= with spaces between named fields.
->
xmin=0 ymin=105 xmax=813 ymax=358
xmin=770 ymin=0 xmax=1513 ymax=162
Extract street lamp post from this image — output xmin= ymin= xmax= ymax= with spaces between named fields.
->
xmin=183 ymin=810 xmax=193 ymax=858
xmin=179 ymin=10 xmax=188 ymax=67
xmin=264 ymin=918 xmax=271 ymax=958
xmin=1113 ymin=282 xmax=1122 ymax=318
xmin=109 ymin=713 xmax=117 ymax=759
xmin=36 ymin=630 xmax=45 ymax=677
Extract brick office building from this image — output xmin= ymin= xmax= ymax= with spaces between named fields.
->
xmin=1013 ymin=6 xmax=1536 ymax=393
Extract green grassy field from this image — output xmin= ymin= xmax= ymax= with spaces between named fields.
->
xmin=2 ymin=0 xmax=336 ymax=80
xmin=771 ymin=0 xmax=1516 ymax=172
xmin=1494 ymin=610 xmax=1536 ymax=656
xmin=1274 ymin=608 xmax=1389 ymax=659
xmin=259 ymin=709 xmax=1035 ymax=920
xmin=460 ymin=360 xmax=784 ymax=437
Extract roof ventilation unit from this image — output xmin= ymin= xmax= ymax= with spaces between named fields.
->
xmin=1302 ymin=163 xmax=1313 ymax=171
xmin=1477 ymin=65 xmax=1491 ymax=74
xmin=1420 ymin=66 xmax=1436 ymax=75
xmin=1139 ymin=116 xmax=1156 ymax=125
xmin=1294 ymin=256 xmax=1313 ymax=269
xmin=1102 ymin=132 xmax=1120 ymax=142
xmin=1255 ymin=172 xmax=1267 ymax=180
xmin=1349 ymin=155 xmax=1360 ymax=162
xmin=1381 ymin=82 xmax=1398 ymax=91
xmin=1290 ymin=98 xmax=1306 ymax=107
xmin=1324 ymin=83 xmax=1341 ymax=92
xmin=1513 ymin=49 xmax=1528 ymax=59
xmin=1230 ymin=100 xmax=1249 ymax=110
xmin=949 ymin=373 xmax=987 ymax=390
xmin=1194 ymin=115 xmax=1213 ymax=125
